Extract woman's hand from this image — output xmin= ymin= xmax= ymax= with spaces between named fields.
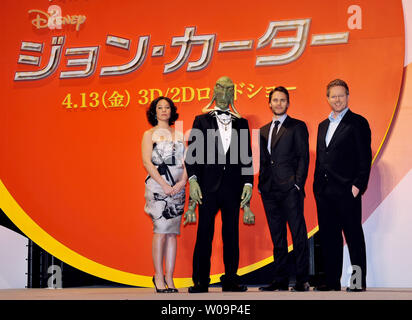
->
xmin=171 ymin=180 xmax=186 ymax=195
xmin=161 ymin=183 xmax=174 ymax=196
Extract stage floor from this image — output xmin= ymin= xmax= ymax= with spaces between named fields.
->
xmin=1 ymin=286 xmax=412 ymax=300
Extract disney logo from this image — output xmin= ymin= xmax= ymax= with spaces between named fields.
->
xmin=29 ymin=6 xmax=86 ymax=31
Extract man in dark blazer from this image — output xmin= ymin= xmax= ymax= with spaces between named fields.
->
xmin=185 ymin=76 xmax=254 ymax=293
xmin=258 ymin=86 xmax=310 ymax=292
xmin=313 ymin=79 xmax=371 ymax=292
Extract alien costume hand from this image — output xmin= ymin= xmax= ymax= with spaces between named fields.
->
xmin=240 ymin=185 xmax=252 ymax=208
xmin=183 ymin=199 xmax=197 ymax=226
xmin=243 ymin=203 xmax=255 ymax=225
xmin=189 ymin=179 xmax=203 ymax=205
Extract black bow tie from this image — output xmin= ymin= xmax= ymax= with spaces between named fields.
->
xmin=215 ymin=109 xmax=231 ymax=115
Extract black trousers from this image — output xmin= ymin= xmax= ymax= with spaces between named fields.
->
xmin=261 ymin=186 xmax=309 ymax=284
xmin=192 ymin=172 xmax=242 ymax=286
xmin=315 ymin=187 xmax=367 ymax=288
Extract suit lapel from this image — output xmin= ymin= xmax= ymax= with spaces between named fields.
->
xmin=205 ymin=112 xmax=222 ymax=156
xmin=260 ymin=122 xmax=270 ymax=143
xmin=327 ymin=110 xmax=351 ymax=149
xmin=270 ymin=115 xmax=289 ymax=152
xmin=260 ymin=122 xmax=271 ymax=158
xmin=318 ymin=120 xmax=328 ymax=150
xmin=207 ymin=112 xmax=218 ymax=131
xmin=230 ymin=116 xmax=239 ymax=145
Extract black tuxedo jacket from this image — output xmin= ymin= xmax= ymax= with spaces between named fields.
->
xmin=258 ymin=115 xmax=309 ymax=194
xmin=313 ymin=109 xmax=372 ymax=196
xmin=185 ymin=113 xmax=253 ymax=193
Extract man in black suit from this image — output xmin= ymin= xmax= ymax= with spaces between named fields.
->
xmin=313 ymin=79 xmax=371 ymax=292
xmin=184 ymin=76 xmax=254 ymax=293
xmin=258 ymin=86 xmax=310 ymax=292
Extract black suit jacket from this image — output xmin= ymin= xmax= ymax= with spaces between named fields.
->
xmin=185 ymin=113 xmax=253 ymax=193
xmin=313 ymin=109 xmax=372 ymax=196
xmin=258 ymin=116 xmax=309 ymax=194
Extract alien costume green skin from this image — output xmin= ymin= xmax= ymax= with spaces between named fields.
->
xmin=183 ymin=76 xmax=255 ymax=226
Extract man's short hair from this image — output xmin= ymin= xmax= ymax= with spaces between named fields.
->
xmin=268 ymin=86 xmax=290 ymax=104
xmin=326 ymin=79 xmax=349 ymax=97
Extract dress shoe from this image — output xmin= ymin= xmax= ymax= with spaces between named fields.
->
xmin=152 ymin=276 xmax=169 ymax=293
xmin=188 ymin=284 xmax=209 ymax=293
xmin=313 ymin=284 xmax=341 ymax=291
xmin=164 ymin=276 xmax=179 ymax=293
xmin=222 ymin=282 xmax=248 ymax=292
xmin=346 ymin=286 xmax=366 ymax=292
xmin=291 ymin=282 xmax=310 ymax=292
xmin=259 ymin=281 xmax=289 ymax=291
xmin=219 ymin=275 xmax=248 ymax=292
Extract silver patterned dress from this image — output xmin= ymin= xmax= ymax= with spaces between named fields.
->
xmin=144 ymin=140 xmax=185 ymax=234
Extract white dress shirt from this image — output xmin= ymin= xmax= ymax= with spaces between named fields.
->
xmin=215 ymin=110 xmax=232 ymax=154
xmin=325 ymin=108 xmax=349 ymax=147
xmin=267 ymin=113 xmax=287 ymax=154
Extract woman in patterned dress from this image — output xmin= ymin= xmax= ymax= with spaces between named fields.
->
xmin=142 ymin=96 xmax=187 ymax=293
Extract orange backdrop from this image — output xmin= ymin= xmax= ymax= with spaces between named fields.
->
xmin=0 ymin=0 xmax=404 ymax=286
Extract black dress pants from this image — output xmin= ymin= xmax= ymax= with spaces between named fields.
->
xmin=315 ymin=187 xmax=367 ymax=288
xmin=261 ymin=186 xmax=309 ymax=284
xmin=192 ymin=173 xmax=242 ymax=286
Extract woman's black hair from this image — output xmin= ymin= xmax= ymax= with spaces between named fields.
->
xmin=146 ymin=96 xmax=179 ymax=126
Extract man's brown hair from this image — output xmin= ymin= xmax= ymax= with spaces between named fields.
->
xmin=326 ymin=79 xmax=349 ymax=97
